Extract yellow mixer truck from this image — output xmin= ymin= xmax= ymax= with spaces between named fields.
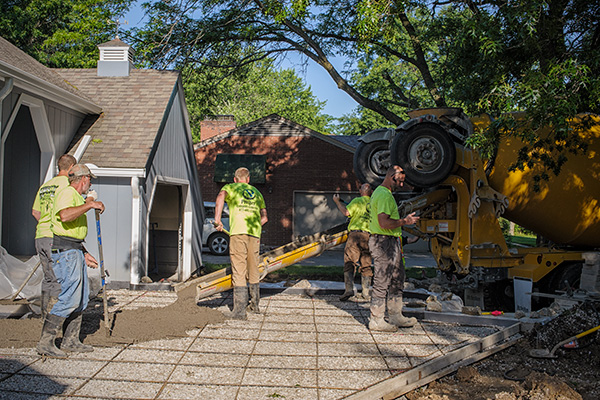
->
xmin=353 ymin=108 xmax=600 ymax=308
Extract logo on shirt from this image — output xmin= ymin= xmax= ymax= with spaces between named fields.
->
xmin=243 ymin=189 xmax=256 ymax=200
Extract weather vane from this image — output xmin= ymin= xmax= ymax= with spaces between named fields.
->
xmin=107 ymin=19 xmax=128 ymax=39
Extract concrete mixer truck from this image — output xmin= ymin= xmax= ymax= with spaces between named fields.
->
xmin=353 ymin=108 xmax=600 ymax=309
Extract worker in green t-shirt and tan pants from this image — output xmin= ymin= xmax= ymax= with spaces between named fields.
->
xmin=215 ymin=167 xmax=268 ymax=320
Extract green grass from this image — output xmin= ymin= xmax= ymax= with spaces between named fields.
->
xmin=506 ymin=235 xmax=537 ymax=247
xmin=202 ymin=263 xmax=438 ymax=282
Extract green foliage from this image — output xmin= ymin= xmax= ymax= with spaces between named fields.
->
xmin=0 ymin=0 xmax=132 ymax=68
xmin=182 ymin=58 xmax=334 ymax=142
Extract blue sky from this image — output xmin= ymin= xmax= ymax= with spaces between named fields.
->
xmin=124 ymin=5 xmax=357 ymax=120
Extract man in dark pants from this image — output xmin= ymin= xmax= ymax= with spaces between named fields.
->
xmin=333 ymin=183 xmax=373 ymax=301
xmin=37 ymin=164 xmax=105 ymax=358
xmin=368 ymin=165 xmax=420 ymax=332
xmin=32 ymin=154 xmax=76 ymax=319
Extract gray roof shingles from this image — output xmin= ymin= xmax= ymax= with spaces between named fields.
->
xmin=56 ymin=69 xmax=179 ymax=169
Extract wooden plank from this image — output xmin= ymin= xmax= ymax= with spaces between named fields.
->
xmin=344 ymin=323 xmax=521 ymax=400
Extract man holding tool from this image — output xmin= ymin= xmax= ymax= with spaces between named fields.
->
xmin=333 ymin=183 xmax=373 ymax=302
xmin=214 ymin=167 xmax=267 ymax=320
xmin=368 ymin=165 xmax=420 ymax=332
xmin=37 ymin=164 xmax=105 ymax=358
xmin=32 ymin=154 xmax=77 ymax=318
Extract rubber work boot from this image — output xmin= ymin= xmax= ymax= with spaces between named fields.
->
xmin=230 ymin=286 xmax=248 ymax=320
xmin=37 ymin=314 xmax=68 ymax=358
xmin=339 ymin=271 xmax=355 ymax=301
xmin=387 ymin=295 xmax=417 ymax=328
xmin=247 ymin=283 xmax=261 ymax=314
xmin=368 ymin=297 xmax=398 ymax=332
xmin=360 ymin=275 xmax=372 ymax=301
xmin=61 ymin=312 xmax=93 ymax=353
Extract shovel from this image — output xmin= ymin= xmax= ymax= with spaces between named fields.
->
xmin=529 ymin=323 xmax=600 ymax=359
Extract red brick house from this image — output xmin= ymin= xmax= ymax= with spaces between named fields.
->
xmin=195 ymin=114 xmax=360 ymax=247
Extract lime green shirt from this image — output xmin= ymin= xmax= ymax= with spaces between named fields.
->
xmin=32 ymin=175 xmax=70 ymax=239
xmin=369 ymin=186 xmax=402 ymax=237
xmin=346 ymin=196 xmax=371 ymax=232
xmin=222 ymin=182 xmax=266 ymax=238
xmin=51 ymin=186 xmax=88 ymax=240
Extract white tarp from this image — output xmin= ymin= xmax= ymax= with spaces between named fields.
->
xmin=0 ymin=246 xmax=42 ymax=301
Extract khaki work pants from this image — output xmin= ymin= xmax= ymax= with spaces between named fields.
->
xmin=343 ymin=231 xmax=372 ymax=277
xmin=230 ymin=234 xmax=260 ymax=287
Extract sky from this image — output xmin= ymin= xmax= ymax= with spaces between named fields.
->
xmin=123 ymin=4 xmax=357 ymax=120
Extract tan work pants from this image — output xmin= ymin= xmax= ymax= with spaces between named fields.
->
xmin=344 ymin=231 xmax=373 ymax=277
xmin=230 ymin=234 xmax=260 ymax=287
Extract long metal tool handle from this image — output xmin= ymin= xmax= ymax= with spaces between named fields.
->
xmin=95 ymin=209 xmax=110 ymax=332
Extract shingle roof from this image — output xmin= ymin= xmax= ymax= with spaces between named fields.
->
xmin=0 ymin=36 xmax=94 ymax=103
xmin=330 ymin=135 xmax=360 ymax=149
xmin=56 ymin=69 xmax=179 ymax=168
xmin=195 ymin=114 xmax=356 ymax=153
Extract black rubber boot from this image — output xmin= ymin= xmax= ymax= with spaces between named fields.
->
xmin=339 ymin=271 xmax=355 ymax=301
xmin=230 ymin=286 xmax=248 ymax=320
xmin=37 ymin=314 xmax=68 ymax=358
xmin=247 ymin=283 xmax=261 ymax=314
xmin=61 ymin=312 xmax=94 ymax=353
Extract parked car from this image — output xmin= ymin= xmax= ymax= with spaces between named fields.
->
xmin=202 ymin=202 xmax=230 ymax=255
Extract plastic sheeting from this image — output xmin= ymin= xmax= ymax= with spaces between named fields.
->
xmin=0 ymin=246 xmax=41 ymax=301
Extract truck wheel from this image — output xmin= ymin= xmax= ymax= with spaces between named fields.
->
xmin=353 ymin=140 xmax=390 ymax=186
xmin=390 ymin=123 xmax=455 ymax=188
xmin=208 ymin=232 xmax=229 ymax=255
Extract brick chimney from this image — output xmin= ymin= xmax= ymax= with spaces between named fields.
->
xmin=201 ymin=115 xmax=236 ymax=141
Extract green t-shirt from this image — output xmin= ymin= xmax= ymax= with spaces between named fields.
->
xmin=369 ymin=185 xmax=402 ymax=237
xmin=222 ymin=182 xmax=266 ymax=238
xmin=32 ymin=175 xmax=70 ymax=239
xmin=51 ymin=186 xmax=88 ymax=240
xmin=346 ymin=196 xmax=371 ymax=232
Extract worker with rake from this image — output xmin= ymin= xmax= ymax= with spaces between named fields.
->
xmin=37 ymin=164 xmax=105 ymax=358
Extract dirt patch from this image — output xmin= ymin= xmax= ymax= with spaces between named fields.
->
xmin=407 ymin=300 xmax=600 ymax=400
xmin=0 ymin=285 xmax=224 ymax=348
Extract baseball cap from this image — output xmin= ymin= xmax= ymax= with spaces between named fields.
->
xmin=69 ymin=164 xmax=97 ymax=179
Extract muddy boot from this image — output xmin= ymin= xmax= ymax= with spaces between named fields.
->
xmin=41 ymin=292 xmax=58 ymax=321
xmin=37 ymin=314 xmax=68 ymax=358
xmin=230 ymin=286 xmax=248 ymax=320
xmin=247 ymin=283 xmax=261 ymax=314
xmin=339 ymin=271 xmax=355 ymax=301
xmin=61 ymin=312 xmax=93 ymax=353
xmin=360 ymin=275 xmax=372 ymax=301
xmin=388 ymin=295 xmax=417 ymax=328
xmin=368 ymin=297 xmax=397 ymax=332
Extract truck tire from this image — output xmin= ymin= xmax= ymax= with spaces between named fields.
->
xmin=390 ymin=123 xmax=455 ymax=188
xmin=208 ymin=232 xmax=229 ymax=255
xmin=353 ymin=140 xmax=390 ymax=186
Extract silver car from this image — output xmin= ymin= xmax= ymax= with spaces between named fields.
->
xmin=202 ymin=202 xmax=230 ymax=255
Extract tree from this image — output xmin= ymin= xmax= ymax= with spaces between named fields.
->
xmin=182 ymin=58 xmax=334 ymax=142
xmin=0 ymin=0 xmax=132 ymax=68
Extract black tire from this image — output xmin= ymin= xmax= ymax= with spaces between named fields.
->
xmin=390 ymin=123 xmax=455 ymax=188
xmin=353 ymin=140 xmax=390 ymax=186
xmin=208 ymin=232 xmax=229 ymax=255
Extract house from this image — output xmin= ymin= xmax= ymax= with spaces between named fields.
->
xmin=0 ymin=36 xmax=204 ymax=288
xmin=195 ymin=114 xmax=362 ymax=247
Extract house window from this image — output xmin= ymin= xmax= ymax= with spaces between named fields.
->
xmin=214 ymin=154 xmax=266 ymax=183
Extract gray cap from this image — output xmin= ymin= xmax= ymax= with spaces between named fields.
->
xmin=69 ymin=164 xmax=97 ymax=179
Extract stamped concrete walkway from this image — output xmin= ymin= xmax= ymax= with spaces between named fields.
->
xmin=0 ymin=288 xmax=510 ymax=400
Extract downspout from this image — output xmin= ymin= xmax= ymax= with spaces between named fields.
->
xmin=130 ymin=176 xmax=141 ymax=285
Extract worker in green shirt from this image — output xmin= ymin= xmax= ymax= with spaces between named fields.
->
xmin=368 ymin=165 xmax=420 ymax=332
xmin=215 ymin=167 xmax=268 ymax=320
xmin=333 ymin=183 xmax=373 ymax=302
xmin=31 ymin=154 xmax=76 ymax=319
